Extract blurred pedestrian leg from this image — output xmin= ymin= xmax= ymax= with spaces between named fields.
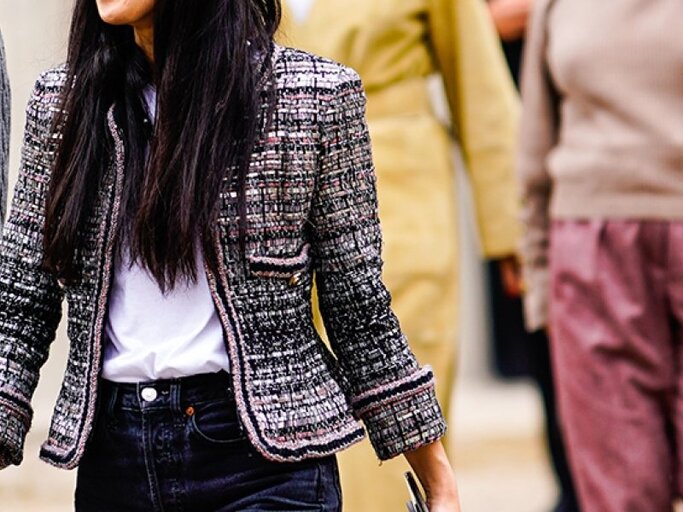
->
xmin=486 ymin=1 xmax=580 ymax=508
xmin=550 ymin=220 xmax=681 ymax=511
xmin=489 ymin=260 xmax=580 ymax=512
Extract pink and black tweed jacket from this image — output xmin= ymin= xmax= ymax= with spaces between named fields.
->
xmin=0 ymin=45 xmax=446 ymax=470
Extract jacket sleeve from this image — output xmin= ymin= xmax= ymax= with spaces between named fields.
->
xmin=0 ymin=31 xmax=10 ymax=227
xmin=428 ymin=0 xmax=521 ymax=258
xmin=310 ymin=68 xmax=447 ymax=461
xmin=517 ymin=0 xmax=559 ymax=332
xmin=0 ymin=74 xmax=64 ymax=468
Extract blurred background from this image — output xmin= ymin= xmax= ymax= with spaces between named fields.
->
xmin=0 ymin=1 xmax=556 ymax=510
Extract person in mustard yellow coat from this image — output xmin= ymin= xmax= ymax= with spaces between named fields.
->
xmin=280 ymin=0 xmax=520 ymax=509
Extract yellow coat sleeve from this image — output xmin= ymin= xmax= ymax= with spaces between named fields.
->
xmin=428 ymin=0 xmax=521 ymax=259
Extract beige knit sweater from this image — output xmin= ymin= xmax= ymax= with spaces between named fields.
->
xmin=518 ymin=0 xmax=683 ymax=330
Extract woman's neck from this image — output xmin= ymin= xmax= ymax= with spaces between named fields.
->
xmin=133 ymin=14 xmax=155 ymax=64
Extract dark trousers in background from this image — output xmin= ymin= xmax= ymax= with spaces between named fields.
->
xmin=492 ymin=30 xmax=579 ymax=512
xmin=489 ymin=261 xmax=580 ymax=512
xmin=76 ymin=371 xmax=342 ymax=512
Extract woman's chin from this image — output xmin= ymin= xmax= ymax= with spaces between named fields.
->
xmin=96 ymin=0 xmax=154 ymax=26
xmin=98 ymin=13 xmax=130 ymax=26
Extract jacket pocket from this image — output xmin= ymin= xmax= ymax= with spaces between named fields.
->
xmin=246 ymin=242 xmax=312 ymax=282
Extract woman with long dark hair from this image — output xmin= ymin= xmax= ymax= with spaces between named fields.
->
xmin=0 ymin=0 xmax=460 ymax=510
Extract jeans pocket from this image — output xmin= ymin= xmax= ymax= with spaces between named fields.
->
xmin=243 ymin=458 xmax=331 ymax=511
xmin=316 ymin=456 xmax=342 ymax=511
xmin=187 ymin=398 xmax=247 ymax=445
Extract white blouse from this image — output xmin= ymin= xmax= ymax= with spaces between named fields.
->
xmin=101 ymin=87 xmax=230 ymax=383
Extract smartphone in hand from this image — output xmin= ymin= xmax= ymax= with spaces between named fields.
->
xmin=404 ymin=471 xmax=429 ymax=512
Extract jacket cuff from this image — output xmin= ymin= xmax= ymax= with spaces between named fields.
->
xmin=0 ymin=397 xmax=31 ymax=468
xmin=354 ymin=367 xmax=447 ymax=461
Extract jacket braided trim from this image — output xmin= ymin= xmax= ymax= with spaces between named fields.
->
xmin=352 ymin=366 xmax=435 ymax=415
xmin=39 ymin=107 xmax=125 ymax=468
xmin=0 ymin=386 xmax=32 ymax=413
xmin=0 ymin=396 xmax=31 ymax=425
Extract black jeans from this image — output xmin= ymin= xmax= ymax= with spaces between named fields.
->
xmin=75 ymin=371 xmax=342 ymax=511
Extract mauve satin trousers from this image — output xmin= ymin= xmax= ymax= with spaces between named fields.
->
xmin=550 ymin=220 xmax=683 ymax=512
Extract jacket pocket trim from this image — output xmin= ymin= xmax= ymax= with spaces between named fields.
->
xmin=247 ymin=243 xmax=311 ymax=278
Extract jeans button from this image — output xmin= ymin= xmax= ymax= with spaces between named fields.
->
xmin=141 ymin=387 xmax=158 ymax=402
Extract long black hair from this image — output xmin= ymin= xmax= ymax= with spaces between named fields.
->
xmin=42 ymin=0 xmax=281 ymax=292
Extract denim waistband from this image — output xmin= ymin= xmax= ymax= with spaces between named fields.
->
xmin=99 ymin=371 xmax=234 ymax=414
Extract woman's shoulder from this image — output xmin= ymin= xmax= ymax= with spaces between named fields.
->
xmin=273 ymin=44 xmax=363 ymax=95
xmin=35 ymin=64 xmax=68 ymax=89
xmin=27 ymin=64 xmax=67 ymax=120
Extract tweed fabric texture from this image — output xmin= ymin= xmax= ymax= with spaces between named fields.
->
xmin=0 ymin=31 xmax=9 ymax=227
xmin=0 ymin=45 xmax=446 ymax=469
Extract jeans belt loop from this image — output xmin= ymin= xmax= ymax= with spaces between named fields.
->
xmin=171 ymin=381 xmax=182 ymax=414
xmin=105 ymin=383 xmax=119 ymax=417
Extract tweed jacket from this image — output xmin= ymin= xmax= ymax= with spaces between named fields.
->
xmin=0 ymin=31 xmax=9 ymax=227
xmin=0 ymin=45 xmax=446 ymax=469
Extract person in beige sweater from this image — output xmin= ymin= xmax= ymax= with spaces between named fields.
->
xmin=519 ymin=0 xmax=683 ymax=510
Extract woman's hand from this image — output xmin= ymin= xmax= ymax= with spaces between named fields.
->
xmin=498 ymin=254 xmax=523 ymax=298
xmin=404 ymin=440 xmax=461 ymax=511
